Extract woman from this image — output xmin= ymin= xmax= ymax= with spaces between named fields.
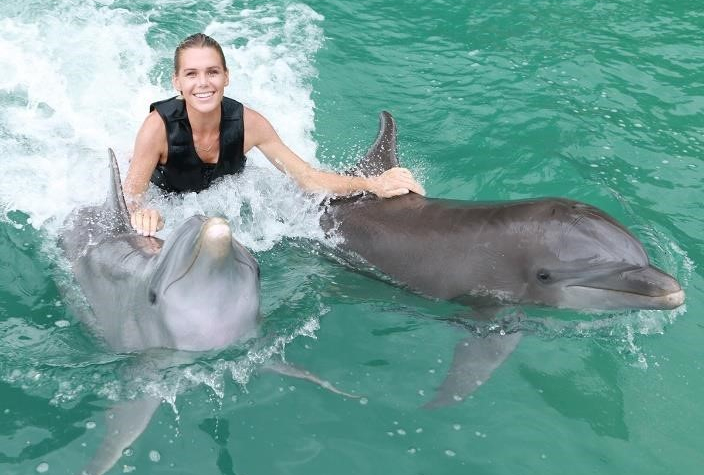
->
xmin=125 ymin=33 xmax=424 ymax=236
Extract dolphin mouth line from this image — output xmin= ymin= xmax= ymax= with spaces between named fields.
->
xmin=162 ymin=236 xmax=204 ymax=294
xmin=160 ymin=225 xmax=256 ymax=295
xmin=566 ymin=285 xmax=685 ymax=303
xmin=566 ymin=284 xmax=678 ymax=297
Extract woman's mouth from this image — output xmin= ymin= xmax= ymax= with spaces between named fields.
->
xmin=194 ymin=92 xmax=214 ymax=99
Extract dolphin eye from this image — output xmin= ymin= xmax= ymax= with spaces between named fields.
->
xmin=536 ymin=270 xmax=552 ymax=282
xmin=148 ymin=290 xmax=158 ymax=305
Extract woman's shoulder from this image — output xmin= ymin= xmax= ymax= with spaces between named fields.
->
xmin=137 ymin=110 xmax=168 ymax=141
xmin=149 ymin=96 xmax=185 ymax=118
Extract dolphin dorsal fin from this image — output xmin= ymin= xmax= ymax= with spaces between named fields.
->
xmin=106 ymin=148 xmax=132 ymax=231
xmin=349 ymin=111 xmax=400 ymax=177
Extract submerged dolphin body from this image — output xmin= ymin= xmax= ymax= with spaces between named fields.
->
xmin=58 ymin=150 xmax=261 ymax=474
xmin=321 ymin=112 xmax=685 ymax=406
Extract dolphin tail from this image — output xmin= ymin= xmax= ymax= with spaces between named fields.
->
xmin=347 ymin=111 xmax=400 ymax=177
xmin=105 ymin=148 xmax=132 ymax=232
xmin=423 ymin=331 xmax=523 ymax=409
xmin=264 ymin=360 xmax=360 ymax=399
xmin=82 ymin=397 xmax=161 ymax=475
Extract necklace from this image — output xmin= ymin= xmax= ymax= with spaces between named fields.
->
xmin=194 ymin=132 xmax=220 ymax=153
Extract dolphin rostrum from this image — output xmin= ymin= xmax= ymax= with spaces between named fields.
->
xmin=321 ymin=112 xmax=685 ymax=407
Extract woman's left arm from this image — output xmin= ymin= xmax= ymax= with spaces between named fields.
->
xmin=244 ymin=108 xmax=424 ymax=198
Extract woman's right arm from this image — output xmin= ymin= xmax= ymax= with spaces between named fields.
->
xmin=124 ymin=111 xmax=167 ymax=236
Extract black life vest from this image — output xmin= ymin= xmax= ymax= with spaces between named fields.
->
xmin=149 ymin=96 xmax=247 ymax=193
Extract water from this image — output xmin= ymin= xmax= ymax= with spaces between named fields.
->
xmin=1 ymin=0 xmax=702 ymax=473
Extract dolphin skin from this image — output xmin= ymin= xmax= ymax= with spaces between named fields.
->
xmin=59 ymin=150 xmax=260 ymax=353
xmin=321 ymin=112 xmax=685 ymax=406
xmin=58 ymin=149 xmax=260 ymax=474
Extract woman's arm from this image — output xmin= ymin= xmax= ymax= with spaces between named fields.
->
xmin=243 ymin=108 xmax=425 ymax=197
xmin=124 ymin=111 xmax=167 ymax=236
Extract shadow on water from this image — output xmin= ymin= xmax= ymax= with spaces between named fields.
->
xmin=0 ymin=380 xmax=98 ymax=464
xmin=519 ymin=343 xmax=629 ymax=440
xmin=199 ymin=418 xmax=238 ymax=475
xmin=0 ymin=212 xmax=61 ymax=321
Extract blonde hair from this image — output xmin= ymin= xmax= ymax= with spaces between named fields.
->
xmin=174 ymin=33 xmax=228 ymax=73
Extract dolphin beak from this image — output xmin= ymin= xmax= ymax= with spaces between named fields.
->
xmin=200 ymin=217 xmax=234 ymax=258
xmin=568 ymin=265 xmax=685 ymax=310
xmin=194 ymin=217 xmax=258 ymax=272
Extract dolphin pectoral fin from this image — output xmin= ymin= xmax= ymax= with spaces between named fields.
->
xmin=424 ymin=331 xmax=523 ymax=409
xmin=264 ymin=361 xmax=360 ymax=399
xmin=82 ymin=397 xmax=161 ymax=475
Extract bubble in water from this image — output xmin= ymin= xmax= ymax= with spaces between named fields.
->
xmin=122 ymin=447 xmax=134 ymax=457
xmin=86 ymin=421 xmax=96 ymax=429
xmin=359 ymin=397 xmax=368 ymax=405
xmin=149 ymin=450 xmax=161 ymax=462
xmin=36 ymin=462 xmax=49 ymax=473
xmin=445 ymin=450 xmax=456 ymax=457
xmin=54 ymin=320 xmax=70 ymax=327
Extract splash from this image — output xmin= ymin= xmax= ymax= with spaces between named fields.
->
xmin=0 ymin=0 xmax=327 ymax=251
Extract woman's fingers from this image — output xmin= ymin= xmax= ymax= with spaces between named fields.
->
xmin=372 ymin=168 xmax=425 ymax=197
xmin=130 ymin=208 xmax=164 ymax=236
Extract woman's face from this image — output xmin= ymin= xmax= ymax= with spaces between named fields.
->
xmin=172 ymin=47 xmax=229 ymax=115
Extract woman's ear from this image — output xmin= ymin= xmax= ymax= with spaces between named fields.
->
xmin=172 ymin=74 xmax=181 ymax=95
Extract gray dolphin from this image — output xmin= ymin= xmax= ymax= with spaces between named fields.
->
xmin=58 ymin=149 xmax=260 ymax=474
xmin=59 ymin=150 xmax=261 ymax=353
xmin=321 ymin=112 xmax=684 ymax=406
xmin=59 ymin=150 xmax=355 ymax=474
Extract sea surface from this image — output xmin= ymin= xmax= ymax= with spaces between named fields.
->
xmin=1 ymin=0 xmax=702 ymax=474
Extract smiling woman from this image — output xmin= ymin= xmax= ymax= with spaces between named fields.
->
xmin=123 ymin=33 xmax=425 ymax=238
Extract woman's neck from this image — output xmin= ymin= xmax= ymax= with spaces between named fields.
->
xmin=186 ymin=104 xmax=222 ymax=134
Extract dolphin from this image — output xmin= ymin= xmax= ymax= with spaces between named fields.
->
xmin=58 ymin=150 xmax=351 ymax=474
xmin=58 ymin=150 xmax=261 ymax=353
xmin=57 ymin=149 xmax=260 ymax=474
xmin=321 ymin=112 xmax=685 ymax=406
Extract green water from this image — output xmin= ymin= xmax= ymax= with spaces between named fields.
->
xmin=1 ymin=0 xmax=702 ymax=474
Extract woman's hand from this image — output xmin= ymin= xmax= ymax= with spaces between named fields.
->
xmin=130 ymin=208 xmax=164 ymax=237
xmin=367 ymin=167 xmax=425 ymax=198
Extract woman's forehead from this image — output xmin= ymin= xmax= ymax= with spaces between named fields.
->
xmin=177 ymin=47 xmax=223 ymax=69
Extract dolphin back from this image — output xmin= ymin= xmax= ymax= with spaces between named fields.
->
xmin=348 ymin=111 xmax=400 ymax=177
